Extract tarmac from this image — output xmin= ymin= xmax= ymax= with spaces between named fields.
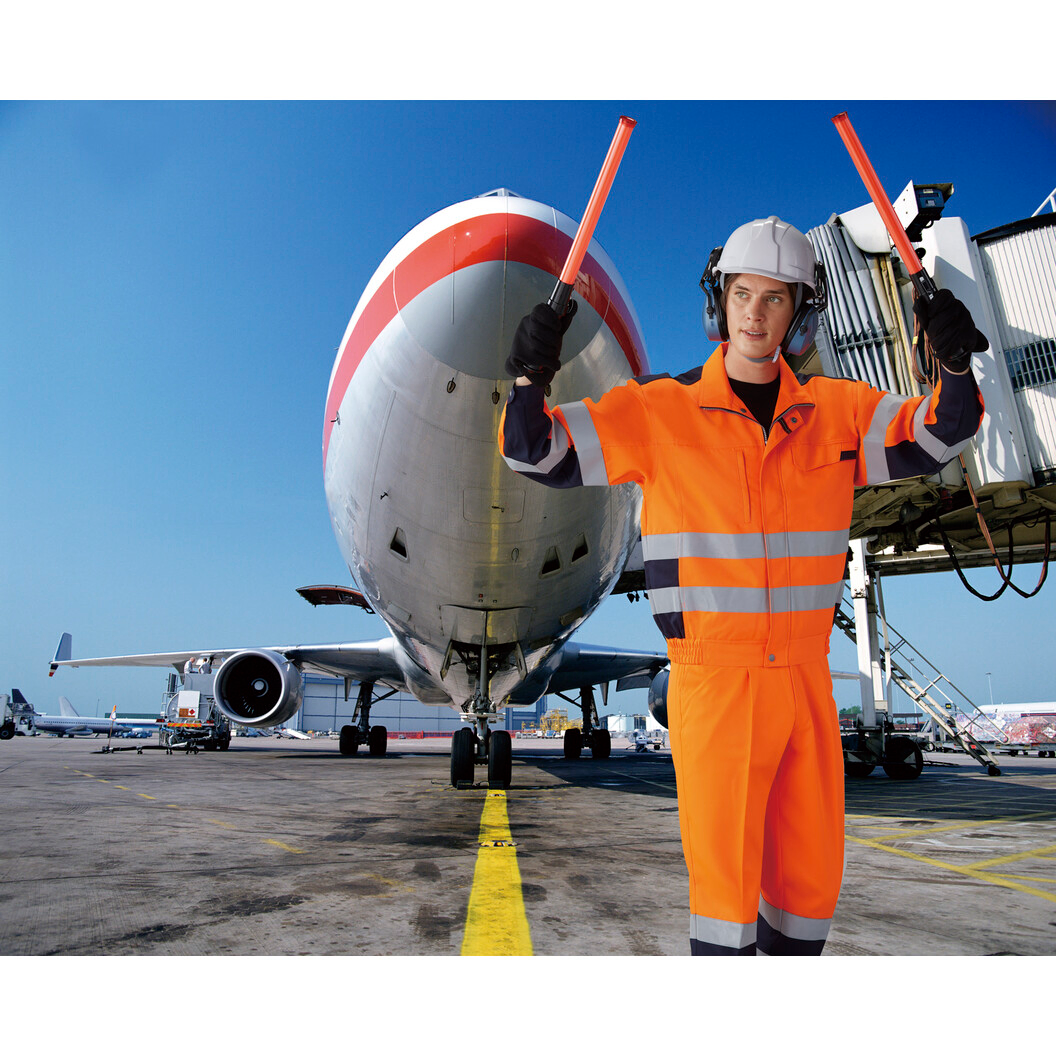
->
xmin=1 ymin=733 xmax=1054 ymax=956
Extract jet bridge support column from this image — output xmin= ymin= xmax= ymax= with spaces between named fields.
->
xmin=843 ymin=538 xmax=906 ymax=777
xmin=849 ymin=537 xmax=889 ymax=726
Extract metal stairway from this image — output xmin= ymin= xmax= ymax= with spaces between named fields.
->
xmin=833 ymin=593 xmax=1004 ymax=774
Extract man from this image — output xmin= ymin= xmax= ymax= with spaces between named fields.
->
xmin=498 ymin=215 xmax=986 ymax=955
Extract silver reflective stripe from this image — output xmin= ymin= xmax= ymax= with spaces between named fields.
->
xmin=643 ymin=529 xmax=849 ymax=563
xmin=758 ymin=896 xmax=832 ymax=942
xmin=557 ymin=401 xmax=609 ymax=486
xmin=862 ymin=392 xmax=911 ymax=484
xmin=767 ymin=529 xmax=849 ymax=560
xmin=910 ymin=395 xmax=961 ymax=464
xmin=500 ymin=410 xmax=572 ymax=476
xmin=691 ymin=913 xmax=757 ymax=950
xmin=650 ymin=582 xmax=842 ymax=616
xmin=643 ymin=532 xmax=765 ymax=562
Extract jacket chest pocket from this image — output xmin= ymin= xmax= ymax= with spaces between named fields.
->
xmin=790 ymin=441 xmax=857 ymax=504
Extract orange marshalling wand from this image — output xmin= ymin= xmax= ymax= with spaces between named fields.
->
xmin=832 ymin=111 xmax=938 ymax=301
xmin=549 ymin=115 xmax=637 ymax=317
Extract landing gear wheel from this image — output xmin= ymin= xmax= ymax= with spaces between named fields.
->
xmin=451 ymin=727 xmax=475 ymax=787
xmin=563 ymin=727 xmax=582 ymax=760
xmin=591 ymin=728 xmax=611 ymax=760
xmin=844 ymin=760 xmax=875 ymax=778
xmin=488 ymin=730 xmax=512 ymax=789
xmin=368 ymin=725 xmax=388 ymax=757
xmin=339 ymin=725 xmax=360 ymax=756
xmin=882 ymin=736 xmax=924 ymax=780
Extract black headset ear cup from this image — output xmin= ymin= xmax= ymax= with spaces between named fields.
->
xmin=700 ymin=247 xmax=727 ymax=341
xmin=783 ymin=305 xmax=819 ymax=357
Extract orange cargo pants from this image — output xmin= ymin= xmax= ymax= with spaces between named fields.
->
xmin=667 ymin=659 xmax=845 ymax=955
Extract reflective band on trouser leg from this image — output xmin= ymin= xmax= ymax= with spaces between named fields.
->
xmin=667 ymin=664 xmax=797 ymax=956
xmin=757 ymin=658 xmax=845 ymax=955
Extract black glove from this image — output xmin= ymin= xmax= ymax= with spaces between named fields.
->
xmin=913 ymin=288 xmax=988 ymax=371
xmin=505 ymin=300 xmax=577 ymax=388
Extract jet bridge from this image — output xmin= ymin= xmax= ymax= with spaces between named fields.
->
xmin=798 ymin=189 xmax=1056 ymax=775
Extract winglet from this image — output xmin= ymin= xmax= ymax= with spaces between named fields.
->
xmin=49 ymin=632 xmax=72 ymax=676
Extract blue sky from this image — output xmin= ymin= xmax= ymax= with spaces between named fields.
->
xmin=3 ymin=98 xmax=1055 ymax=722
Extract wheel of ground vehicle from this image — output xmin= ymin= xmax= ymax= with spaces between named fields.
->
xmin=987 ymin=764 xmax=1002 ymax=776
xmin=563 ymin=727 xmax=583 ymax=760
xmin=882 ymin=736 xmax=924 ymax=780
xmin=591 ymin=728 xmax=611 ymax=760
xmin=339 ymin=725 xmax=360 ymax=756
xmin=368 ymin=725 xmax=388 ymax=757
xmin=0 ymin=721 xmax=15 ymax=740
xmin=488 ymin=730 xmax=512 ymax=788
xmin=451 ymin=727 xmax=476 ymax=787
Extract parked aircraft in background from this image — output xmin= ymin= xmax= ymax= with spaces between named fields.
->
xmin=50 ymin=190 xmax=668 ymax=787
xmin=7 ymin=689 xmax=159 ymax=738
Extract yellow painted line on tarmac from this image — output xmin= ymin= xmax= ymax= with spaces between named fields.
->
xmin=847 ymin=834 xmax=1056 ymax=905
xmin=988 ymin=872 xmax=1056 ymax=885
xmin=263 ymin=839 xmax=306 ymax=854
xmin=137 ymin=793 xmax=156 ymax=800
xmin=461 ymin=790 xmax=532 ymax=956
xmin=850 ymin=811 xmax=1056 ymax=842
xmin=971 ymin=842 xmax=1056 ymax=870
xmin=208 ymin=819 xmax=238 ymax=829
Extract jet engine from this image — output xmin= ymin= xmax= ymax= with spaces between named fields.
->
xmin=213 ymin=649 xmax=304 ymax=728
xmin=647 ymin=668 xmax=669 ymax=729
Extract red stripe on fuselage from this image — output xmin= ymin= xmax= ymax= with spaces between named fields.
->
xmin=323 ymin=211 xmax=644 ymax=465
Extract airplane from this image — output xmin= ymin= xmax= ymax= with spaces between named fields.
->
xmin=49 ymin=189 xmax=670 ymax=787
xmin=8 ymin=689 xmax=159 ymax=738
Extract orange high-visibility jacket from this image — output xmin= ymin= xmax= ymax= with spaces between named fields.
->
xmin=500 ymin=347 xmax=984 ymax=668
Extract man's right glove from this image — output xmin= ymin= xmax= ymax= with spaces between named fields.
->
xmin=913 ymin=288 xmax=988 ymax=371
xmin=505 ymin=301 xmax=577 ymax=388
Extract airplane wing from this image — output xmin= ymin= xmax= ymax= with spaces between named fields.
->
xmin=545 ymin=641 xmax=667 ymax=694
xmin=49 ymin=633 xmax=408 ymax=689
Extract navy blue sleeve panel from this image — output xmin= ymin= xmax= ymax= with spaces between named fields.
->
xmin=498 ymin=384 xmax=584 ymax=489
xmin=857 ymin=365 xmax=985 ymax=486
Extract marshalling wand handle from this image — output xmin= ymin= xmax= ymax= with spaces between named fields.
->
xmin=548 ymin=116 xmax=637 ymax=317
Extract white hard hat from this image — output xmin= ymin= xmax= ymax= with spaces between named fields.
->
xmin=714 ymin=215 xmax=818 ymax=292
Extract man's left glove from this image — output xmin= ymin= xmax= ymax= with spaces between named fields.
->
xmin=913 ymin=288 xmax=988 ymax=371
xmin=505 ymin=301 xmax=577 ymax=388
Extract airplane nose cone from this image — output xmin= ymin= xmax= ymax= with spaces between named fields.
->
xmin=394 ymin=205 xmax=601 ymax=381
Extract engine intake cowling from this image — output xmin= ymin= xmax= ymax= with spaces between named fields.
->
xmin=213 ymin=649 xmax=304 ymax=728
xmin=647 ymin=668 xmax=669 ymax=729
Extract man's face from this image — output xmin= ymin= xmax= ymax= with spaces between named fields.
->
xmin=723 ymin=272 xmax=796 ymax=373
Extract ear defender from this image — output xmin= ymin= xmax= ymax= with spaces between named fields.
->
xmin=699 ymin=247 xmax=727 ymax=342
xmin=782 ymin=261 xmax=829 ymax=358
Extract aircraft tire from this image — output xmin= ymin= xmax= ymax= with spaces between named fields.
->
xmin=882 ymin=736 xmax=923 ymax=780
xmin=451 ymin=727 xmax=475 ymax=787
xmin=563 ymin=727 xmax=582 ymax=760
xmin=488 ymin=730 xmax=512 ymax=789
xmin=591 ymin=729 xmax=611 ymax=760
xmin=339 ymin=725 xmax=360 ymax=756
xmin=844 ymin=760 xmax=875 ymax=778
xmin=368 ymin=724 xmax=388 ymax=757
